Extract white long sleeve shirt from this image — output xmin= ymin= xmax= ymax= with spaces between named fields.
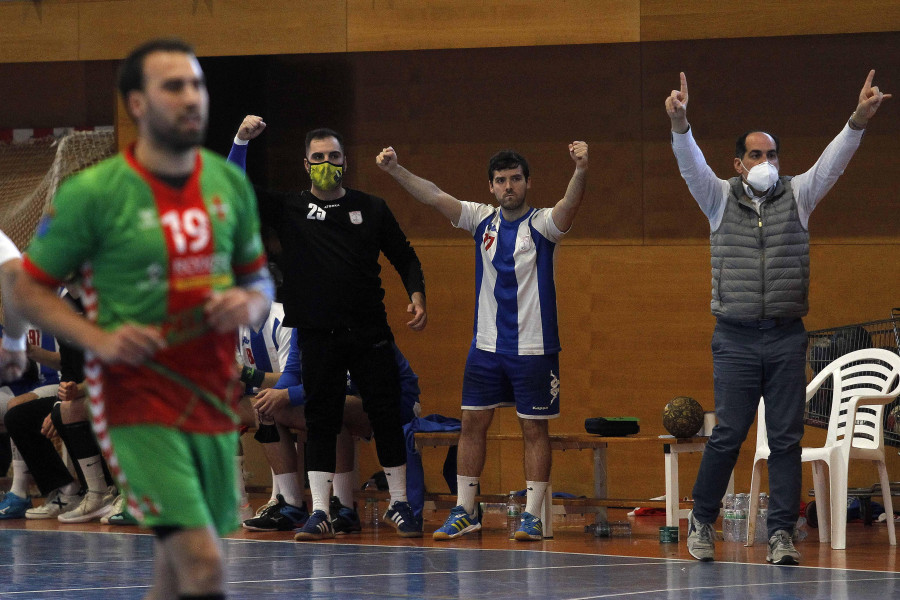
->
xmin=671 ymin=123 xmax=864 ymax=231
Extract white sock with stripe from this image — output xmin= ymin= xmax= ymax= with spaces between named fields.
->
xmin=456 ymin=476 xmax=480 ymax=515
xmin=307 ymin=471 xmax=333 ymax=514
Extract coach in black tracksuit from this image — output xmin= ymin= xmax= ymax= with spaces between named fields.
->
xmin=228 ymin=117 xmax=427 ymax=538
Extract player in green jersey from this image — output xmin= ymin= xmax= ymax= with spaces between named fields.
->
xmin=15 ymin=39 xmax=273 ymax=600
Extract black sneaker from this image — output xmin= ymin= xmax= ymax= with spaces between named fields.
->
xmin=383 ymin=500 xmax=422 ymax=538
xmin=242 ymin=494 xmax=308 ymax=531
xmin=334 ymin=507 xmax=362 ymax=535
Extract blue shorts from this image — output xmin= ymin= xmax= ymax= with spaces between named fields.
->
xmin=461 ymin=346 xmax=560 ymax=419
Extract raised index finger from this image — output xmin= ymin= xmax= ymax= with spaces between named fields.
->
xmin=680 ymin=72 xmax=688 ymax=96
xmin=863 ymin=69 xmax=875 ymax=91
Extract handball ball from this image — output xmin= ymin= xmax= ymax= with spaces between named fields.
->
xmin=663 ymin=396 xmax=705 ymax=438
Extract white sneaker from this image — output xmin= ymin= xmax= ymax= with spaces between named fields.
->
xmin=58 ymin=486 xmax=118 ymax=523
xmin=26 ymin=488 xmax=83 ymax=520
xmin=100 ymin=494 xmax=127 ymax=525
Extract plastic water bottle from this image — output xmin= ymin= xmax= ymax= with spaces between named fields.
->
xmin=365 ymin=497 xmax=380 ymax=528
xmin=755 ymin=493 xmax=769 ymax=543
xmin=734 ymin=493 xmax=749 ymax=543
xmin=723 ymin=493 xmax=736 ymax=542
xmin=506 ymin=491 xmax=521 ymax=539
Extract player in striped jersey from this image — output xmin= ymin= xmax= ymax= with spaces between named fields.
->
xmin=377 ymin=141 xmax=588 ymax=541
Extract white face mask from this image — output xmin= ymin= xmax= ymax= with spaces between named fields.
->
xmin=741 ymin=160 xmax=779 ymax=194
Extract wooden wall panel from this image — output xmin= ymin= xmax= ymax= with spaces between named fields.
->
xmin=76 ymin=0 xmax=346 ymax=60
xmin=0 ymin=2 xmax=80 ymax=62
xmin=346 ymin=0 xmax=639 ymax=51
xmin=4 ymin=1 xmax=900 ymax=63
xmin=641 ymin=0 xmax=900 ymax=41
xmin=0 ymin=60 xmax=116 ymax=128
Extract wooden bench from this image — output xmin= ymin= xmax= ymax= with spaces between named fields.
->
xmin=414 ymin=431 xmax=728 ymax=537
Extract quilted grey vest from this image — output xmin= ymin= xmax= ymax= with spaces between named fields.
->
xmin=709 ymin=176 xmax=810 ymax=320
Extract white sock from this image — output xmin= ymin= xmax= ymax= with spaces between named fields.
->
xmin=78 ymin=455 xmax=108 ymax=493
xmin=270 ymin=468 xmax=280 ymax=502
xmin=332 ymin=471 xmax=356 ymax=508
xmin=307 ymin=471 xmax=333 ymax=514
xmin=456 ymin=475 xmax=480 ymax=515
xmin=273 ymin=472 xmax=304 ymax=508
xmin=10 ymin=442 xmax=32 ymax=498
xmin=383 ymin=464 xmax=407 ymax=506
xmin=525 ymin=481 xmax=549 ymax=517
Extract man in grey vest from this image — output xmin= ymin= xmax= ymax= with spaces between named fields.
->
xmin=665 ymin=70 xmax=890 ymax=565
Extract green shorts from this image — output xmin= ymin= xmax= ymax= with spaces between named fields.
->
xmin=108 ymin=425 xmax=239 ymax=535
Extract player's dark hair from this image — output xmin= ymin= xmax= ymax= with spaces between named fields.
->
xmin=117 ymin=38 xmax=196 ymax=100
xmin=735 ymin=131 xmax=780 ymax=159
xmin=305 ymin=128 xmax=345 ymax=155
xmin=488 ymin=150 xmax=530 ymax=182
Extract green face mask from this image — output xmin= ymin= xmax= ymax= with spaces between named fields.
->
xmin=308 ymin=161 xmax=344 ymax=191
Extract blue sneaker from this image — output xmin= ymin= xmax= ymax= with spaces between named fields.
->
xmin=383 ymin=500 xmax=422 ymax=538
xmin=242 ymin=494 xmax=308 ymax=531
xmin=293 ymin=509 xmax=334 ymax=541
xmin=433 ymin=505 xmax=481 ymax=540
xmin=0 ymin=492 xmax=32 ymax=520
xmin=513 ymin=511 xmax=543 ymax=541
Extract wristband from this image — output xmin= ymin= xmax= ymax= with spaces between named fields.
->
xmin=233 ymin=135 xmax=249 ymax=145
xmin=240 ymin=365 xmax=265 ymax=388
xmin=2 ymin=335 xmax=26 ymax=352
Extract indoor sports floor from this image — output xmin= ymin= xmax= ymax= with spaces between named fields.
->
xmin=1 ymin=508 xmax=897 ymax=599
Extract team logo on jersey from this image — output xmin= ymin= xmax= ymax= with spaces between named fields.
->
xmin=349 ymin=211 xmax=363 ymax=225
xmin=518 ymin=234 xmax=533 ymax=253
xmin=209 ymin=195 xmax=228 ymax=221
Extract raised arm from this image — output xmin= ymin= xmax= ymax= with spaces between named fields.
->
xmin=550 ymin=141 xmax=588 ymax=232
xmin=376 ymin=146 xmax=463 ymax=224
xmin=665 ymin=72 xmax=729 ymax=225
xmin=227 ymin=114 xmax=267 ymax=170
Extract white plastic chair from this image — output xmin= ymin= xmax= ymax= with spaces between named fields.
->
xmin=746 ymin=348 xmax=900 ymax=550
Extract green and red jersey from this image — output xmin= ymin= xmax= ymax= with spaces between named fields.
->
xmin=23 ymin=146 xmax=266 ymax=433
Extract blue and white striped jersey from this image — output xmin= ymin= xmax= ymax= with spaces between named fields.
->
xmin=455 ymin=202 xmax=564 ymax=356
xmin=237 ymin=302 xmax=292 ymax=392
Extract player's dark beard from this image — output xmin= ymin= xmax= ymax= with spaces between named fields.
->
xmin=155 ymin=121 xmax=206 ymax=152
xmin=147 ymin=109 xmax=207 ymax=152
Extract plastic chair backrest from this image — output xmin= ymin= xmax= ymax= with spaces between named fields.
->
xmin=808 ymin=348 xmax=900 ymax=451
